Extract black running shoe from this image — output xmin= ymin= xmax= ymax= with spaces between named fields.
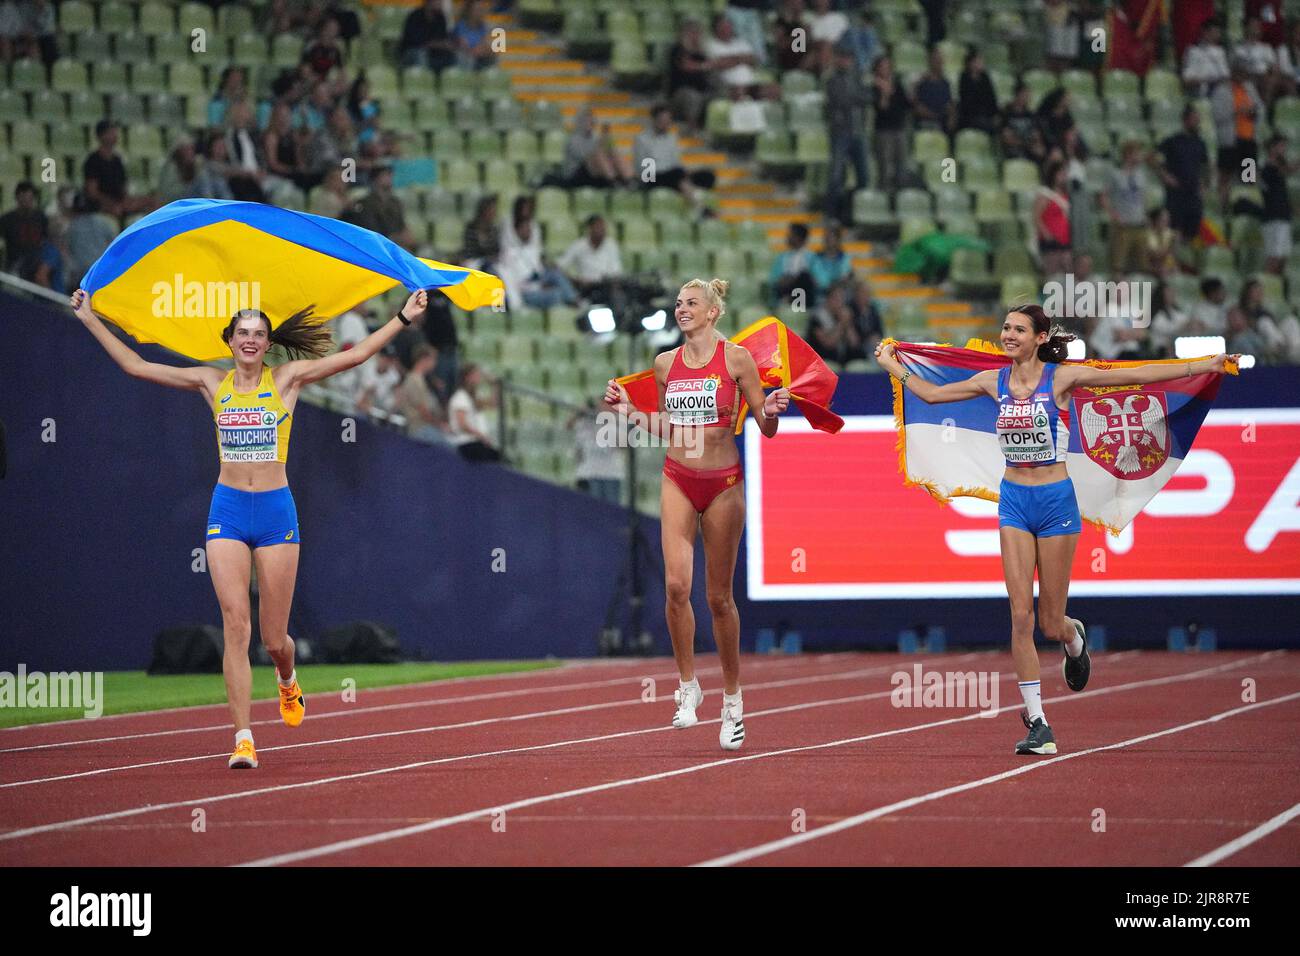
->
xmin=1062 ymin=618 xmax=1091 ymax=692
xmin=1015 ymin=710 xmax=1057 ymax=755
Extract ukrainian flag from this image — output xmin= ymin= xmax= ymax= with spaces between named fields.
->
xmin=80 ymin=199 xmax=504 ymax=361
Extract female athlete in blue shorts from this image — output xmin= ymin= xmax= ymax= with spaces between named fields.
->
xmin=876 ymin=305 xmax=1237 ymax=755
xmin=72 ymin=287 xmax=429 ymax=769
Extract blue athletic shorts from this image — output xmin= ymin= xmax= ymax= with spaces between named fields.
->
xmin=206 ymin=484 xmax=300 ymax=548
xmin=998 ymin=477 xmax=1081 ymax=538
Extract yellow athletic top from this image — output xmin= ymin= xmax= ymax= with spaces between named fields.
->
xmin=212 ymin=365 xmax=292 ymax=463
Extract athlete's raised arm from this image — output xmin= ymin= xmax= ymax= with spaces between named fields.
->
xmin=1055 ymin=353 xmax=1239 ymax=395
xmin=72 ymin=289 xmax=224 ymax=397
xmin=603 ymin=349 xmax=678 ymax=441
xmin=875 ymin=342 xmax=997 ymax=404
xmin=726 ymin=342 xmax=788 ymax=438
xmin=276 ymin=289 xmax=427 ymax=392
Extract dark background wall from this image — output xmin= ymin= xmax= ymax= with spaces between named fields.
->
xmin=2 ymin=290 xmax=1296 ymax=670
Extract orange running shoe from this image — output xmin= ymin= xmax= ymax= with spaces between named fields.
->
xmin=228 ymin=739 xmax=258 ymax=769
xmin=278 ymin=678 xmax=306 ymax=727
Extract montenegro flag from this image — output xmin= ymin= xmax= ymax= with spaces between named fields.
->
xmin=615 ymin=316 xmax=844 ymax=434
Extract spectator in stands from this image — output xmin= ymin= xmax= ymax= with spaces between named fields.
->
xmin=1101 ymin=140 xmax=1151 ymax=274
xmin=1043 ymin=0 xmax=1081 ymax=71
xmin=347 ymin=164 xmax=416 ymax=249
xmin=1211 ymin=56 xmax=1263 ymax=211
xmin=82 ymin=121 xmax=156 ymax=220
xmin=448 ymin=363 xmax=502 ymax=462
xmin=1034 ymin=160 xmax=1073 ymax=274
xmin=804 ymin=0 xmax=849 ymax=72
xmin=0 ymin=181 xmax=55 ymax=285
xmin=400 ymin=0 xmax=456 ymax=72
xmin=1234 ymin=15 xmax=1283 ymax=105
xmin=1145 ymin=207 xmax=1178 ymax=276
xmin=558 ymin=214 xmax=623 ymax=301
xmin=811 ymin=222 xmax=853 ymax=295
xmin=1281 ymin=20 xmax=1300 ymax=96
xmin=913 ymin=46 xmax=955 ymax=133
xmin=1077 ymin=0 xmax=1109 ymax=76
xmin=1035 ymin=88 xmax=1077 ymax=155
xmin=768 ymin=222 xmax=817 ymax=310
xmin=392 ymin=301 xmax=429 ymax=369
xmin=562 ymin=108 xmax=634 ymax=188
xmin=347 ymin=73 xmax=382 ymax=150
xmin=158 ymin=135 xmax=233 ymax=204
xmin=872 ymin=55 xmax=911 ymax=195
xmin=1149 ymin=280 xmax=1192 ymax=357
xmin=454 ymin=0 xmax=495 ymax=71
xmin=634 ymin=104 xmax=716 ymax=205
xmin=1242 ymin=278 xmax=1300 ymax=363
xmin=704 ymin=12 xmax=761 ymax=96
xmin=956 ymin=48 xmax=999 ymax=134
xmin=357 ymin=343 xmax=404 ymax=420
xmin=850 ymin=277 xmax=884 ymax=351
xmin=918 ymin=0 xmax=947 ymax=47
xmin=840 ymin=9 xmax=882 ymax=73
xmin=208 ymin=67 xmax=250 ymax=129
xmin=498 ymin=199 xmax=577 ymax=310
xmin=0 ymin=0 xmax=54 ymax=66
xmin=1224 ymin=306 xmax=1271 ymax=359
xmin=220 ymin=100 xmax=275 ymax=203
xmin=303 ymin=14 xmax=346 ymax=80
xmin=329 ymin=307 xmax=370 ymax=397
xmin=1088 ymin=295 xmax=1149 ymax=360
xmin=806 ymin=280 xmax=867 ymax=368
xmin=1000 ymin=82 xmax=1044 ymax=162
xmin=1260 ymin=134 xmax=1294 ymax=275
xmin=1182 ymin=17 xmax=1229 ymax=97
xmin=396 ymin=343 xmax=453 ymax=445
xmin=1189 ymin=277 xmax=1228 ymax=335
xmin=1154 ymin=105 xmax=1209 ymax=248
xmin=667 ymin=19 xmax=712 ymax=133
xmin=772 ymin=0 xmax=810 ymax=72
xmin=461 ymin=194 xmax=501 ymax=272
xmin=62 ymin=191 xmax=116 ymax=289
xmin=571 ymin=400 xmax=624 ymax=504
xmin=264 ymin=102 xmax=318 ymax=197
xmin=824 ymin=41 xmax=871 ymax=222
xmin=313 ymin=166 xmax=354 ymax=218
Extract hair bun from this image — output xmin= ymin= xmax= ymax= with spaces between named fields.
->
xmin=709 ymin=278 xmax=730 ymax=299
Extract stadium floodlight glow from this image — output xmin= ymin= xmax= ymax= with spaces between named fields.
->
xmin=1174 ymin=335 xmax=1226 ymax=358
xmin=640 ymin=309 xmax=666 ymax=331
xmin=1066 ymin=338 xmax=1087 ymax=360
xmin=586 ymin=306 xmax=616 ymax=334
xmin=1237 ymin=354 xmax=1256 ymax=369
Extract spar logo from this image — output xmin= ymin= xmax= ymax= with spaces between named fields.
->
xmin=218 ymin=409 xmax=276 ymax=428
xmin=1078 ymin=391 xmax=1170 ymax=479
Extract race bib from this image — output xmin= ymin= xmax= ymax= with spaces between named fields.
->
xmin=217 ymin=408 xmax=279 ymax=462
xmin=997 ymin=399 xmax=1056 ymax=464
xmin=665 ymin=376 xmax=720 ymax=426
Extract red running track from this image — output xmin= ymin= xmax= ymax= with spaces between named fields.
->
xmin=0 ymin=651 xmax=1295 ymax=867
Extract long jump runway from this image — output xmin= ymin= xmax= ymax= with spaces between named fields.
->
xmin=0 ymin=651 xmax=1296 ymax=867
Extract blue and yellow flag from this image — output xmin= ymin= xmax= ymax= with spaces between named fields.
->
xmin=80 ymin=199 xmax=503 ymax=361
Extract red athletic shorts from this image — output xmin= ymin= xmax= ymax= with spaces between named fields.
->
xmin=663 ymin=456 xmax=743 ymax=513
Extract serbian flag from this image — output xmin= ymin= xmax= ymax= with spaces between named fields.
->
xmin=888 ymin=339 xmax=1238 ymax=534
xmin=615 ymin=316 xmax=844 ymax=435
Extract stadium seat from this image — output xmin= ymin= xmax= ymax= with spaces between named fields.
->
xmin=218 ymin=4 xmax=256 ymax=36
xmin=1000 ymin=274 xmax=1040 ymax=307
xmin=1103 ymin=69 xmax=1140 ymax=100
xmin=899 ymin=216 xmax=936 ymax=246
xmin=795 ymin=129 xmax=830 ymax=164
xmin=1002 ymin=158 xmax=1040 ymax=195
xmin=60 ymin=0 xmax=95 ymax=33
xmin=896 ymin=188 xmax=933 ymax=219
xmin=853 ymin=189 xmax=896 ymax=234
xmin=1060 ymin=69 xmax=1096 ymax=99
xmin=178 ymin=2 xmax=215 ymax=36
xmin=912 ymin=129 xmax=949 ymax=166
xmin=98 ymin=1 xmax=136 ymax=33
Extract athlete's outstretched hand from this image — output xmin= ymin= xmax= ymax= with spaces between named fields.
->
xmin=70 ymin=289 xmax=95 ymax=323
xmin=763 ymin=387 xmax=790 ymax=417
xmin=401 ymin=289 xmax=428 ymax=321
xmin=603 ymin=378 xmax=630 ymax=415
xmin=874 ymin=341 xmax=903 ymax=377
xmin=1207 ymin=353 xmax=1242 ymax=374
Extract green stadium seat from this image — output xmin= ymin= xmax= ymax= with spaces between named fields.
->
xmin=1002 ymin=158 xmax=1040 ymax=194
xmin=114 ymin=31 xmax=152 ymax=64
xmin=439 ymin=67 xmax=475 ymax=99
xmin=414 ymin=99 xmax=451 ymax=132
xmin=453 ymin=96 xmax=489 ymax=130
xmin=9 ymin=58 xmax=45 ymax=94
xmin=148 ymin=93 xmax=184 ymax=126
xmin=1143 ymin=69 xmax=1181 ymax=105
xmin=1022 ymin=69 xmax=1056 ymax=106
xmin=1200 ymin=244 xmax=1235 ymax=279
xmin=975 ymin=189 xmax=1016 ymax=227
xmin=137 ymin=2 xmax=178 ymax=37
xmin=609 ymin=189 xmax=644 ymax=220
xmin=178 ymin=2 xmax=216 ymax=36
xmin=0 ymin=89 xmax=27 ymax=124
xmin=1000 ymin=274 xmax=1040 ymax=307
xmin=270 ymin=33 xmax=302 ymax=68
xmin=109 ymin=92 xmax=147 ymax=124
xmin=951 ymin=248 xmax=997 ymax=297
xmin=795 ymin=129 xmax=830 ymax=164
xmin=620 ymin=218 xmax=657 ymax=254
xmin=1103 ymin=69 xmax=1140 ymax=100
xmin=30 ymin=88 xmax=66 ymax=122
xmin=1060 ymin=69 xmax=1096 ymax=99
xmin=98 ymin=1 xmax=136 ymax=33
xmin=218 ymin=4 xmax=256 ymax=36
xmin=896 ymin=188 xmax=933 ymax=219
xmin=479 ymin=69 xmax=512 ymax=99
xmin=571 ymin=187 xmax=607 ymax=221
xmin=466 ymin=128 xmax=500 ymax=160
xmin=59 ymin=1 xmax=96 ymax=33
xmin=892 ymin=39 xmax=927 ymax=78
xmin=439 ymin=159 xmax=479 ymax=194
xmin=131 ymin=62 xmax=169 ymax=96
xmin=961 ymin=155 xmax=999 ymax=189
xmin=231 ymin=32 xmax=269 ymax=65
xmin=71 ymin=31 xmax=112 ymax=62
xmin=898 ymin=216 xmax=936 ymax=246
xmin=656 ymin=217 xmax=693 ymax=247
xmin=168 ymin=61 xmax=206 ymax=98
xmin=954 ymin=128 xmax=992 ymax=165
xmin=912 ymin=129 xmax=949 ymax=165
xmin=994 ymin=244 xmax=1035 ymax=278
xmin=646 ymin=188 xmax=687 ymax=221
xmin=482 ymin=158 xmax=520 ymax=193
xmin=505 ymin=129 xmax=540 ymax=164
xmin=9 ymin=119 xmax=46 ymax=156
xmin=535 ymin=187 xmax=571 ymax=220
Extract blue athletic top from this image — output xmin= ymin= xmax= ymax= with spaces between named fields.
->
xmin=995 ymin=363 xmax=1069 ymax=467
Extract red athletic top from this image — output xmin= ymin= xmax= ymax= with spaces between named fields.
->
xmin=663 ymin=339 xmax=737 ymax=429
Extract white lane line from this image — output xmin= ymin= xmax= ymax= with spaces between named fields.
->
xmin=232 ymin=653 xmax=1278 ymax=866
xmin=0 ymin=657 xmax=975 ymax=788
xmin=1184 ymin=802 xmax=1300 ymax=867
xmin=696 ymin=691 xmax=1300 ymax=867
xmin=0 ymin=651 xmax=1268 ymax=851
xmin=0 ymin=654 xmax=825 ymax=754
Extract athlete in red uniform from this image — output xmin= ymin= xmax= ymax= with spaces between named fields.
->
xmin=605 ymin=278 xmax=789 ymax=750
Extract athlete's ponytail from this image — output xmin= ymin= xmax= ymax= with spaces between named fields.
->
xmin=1012 ymin=303 xmax=1075 ymax=364
xmin=680 ymin=277 xmax=729 ymax=320
xmin=222 ymin=307 xmax=335 ymax=361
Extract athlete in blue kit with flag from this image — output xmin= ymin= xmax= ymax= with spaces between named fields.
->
xmin=876 ymin=305 xmax=1238 ymax=755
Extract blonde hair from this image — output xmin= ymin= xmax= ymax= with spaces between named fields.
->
xmin=679 ymin=277 xmax=729 ymax=320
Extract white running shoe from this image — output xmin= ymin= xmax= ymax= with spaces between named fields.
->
xmin=719 ymin=697 xmax=745 ymax=751
xmin=672 ymin=682 xmax=703 ymax=728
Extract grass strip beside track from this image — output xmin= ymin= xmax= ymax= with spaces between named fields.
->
xmin=0 ymin=661 xmax=563 ymax=728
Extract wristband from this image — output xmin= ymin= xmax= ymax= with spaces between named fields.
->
xmin=898 ymin=370 xmax=912 ymax=387
xmin=396 ymin=310 xmax=411 ymax=326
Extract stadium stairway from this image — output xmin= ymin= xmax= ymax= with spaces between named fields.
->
xmin=491 ymin=11 xmax=998 ymax=348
